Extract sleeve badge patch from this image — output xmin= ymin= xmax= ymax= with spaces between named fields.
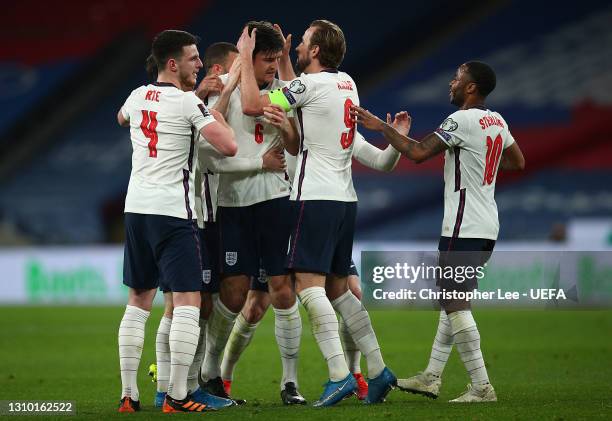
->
xmin=439 ymin=118 xmax=458 ymax=132
xmin=288 ymin=79 xmax=306 ymax=94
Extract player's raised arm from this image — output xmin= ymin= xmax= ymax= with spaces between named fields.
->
xmin=351 ymin=106 xmax=447 ymax=164
xmin=274 ymin=24 xmax=296 ymax=81
xmin=263 ymin=104 xmax=299 ymax=155
xmin=237 ymin=27 xmax=271 ymax=116
xmin=202 ymin=109 xmax=237 ymax=156
xmin=211 ymin=57 xmax=241 ymax=117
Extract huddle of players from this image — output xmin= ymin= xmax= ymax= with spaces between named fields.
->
xmin=117 ymin=17 xmax=524 ymax=413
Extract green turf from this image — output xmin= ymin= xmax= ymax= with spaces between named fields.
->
xmin=0 ymin=307 xmax=610 ymax=420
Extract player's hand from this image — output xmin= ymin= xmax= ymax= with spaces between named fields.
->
xmin=388 ymin=111 xmax=412 ymax=136
xmin=237 ymin=26 xmax=257 ymax=58
xmin=196 ymin=75 xmax=224 ymax=100
xmin=350 ymin=106 xmax=385 ymax=132
xmin=273 ymin=24 xmax=292 ymax=59
xmin=262 ymin=146 xmax=286 ymax=171
xmin=225 ymin=56 xmax=242 ymax=91
xmin=263 ymin=104 xmax=290 ymax=132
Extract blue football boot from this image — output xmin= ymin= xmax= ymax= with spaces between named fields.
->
xmin=312 ymin=373 xmax=357 ymax=407
xmin=365 ymin=367 xmax=397 ymax=404
xmin=191 ymin=387 xmax=236 ymax=409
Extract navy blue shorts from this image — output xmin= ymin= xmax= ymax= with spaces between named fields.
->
xmin=286 ymin=200 xmax=357 ymax=276
xmin=201 ymin=222 xmax=220 ymax=293
xmin=123 ymin=213 xmax=203 ymax=293
xmin=436 ymin=236 xmax=495 ymax=305
xmin=218 ymin=196 xmax=293 ymax=278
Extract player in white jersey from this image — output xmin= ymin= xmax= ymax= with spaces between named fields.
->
xmin=115 ymin=30 xmax=236 ymax=414
xmin=218 ymin=108 xmax=406 ymax=402
xmin=238 ymin=20 xmax=397 ymax=406
xmin=352 ymin=61 xmax=525 ymax=403
xmin=195 ymin=21 xmax=309 ymax=406
xmin=147 ymin=42 xmax=287 ymax=408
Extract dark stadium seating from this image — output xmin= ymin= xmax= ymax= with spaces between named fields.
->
xmin=0 ymin=0 xmax=610 ymax=243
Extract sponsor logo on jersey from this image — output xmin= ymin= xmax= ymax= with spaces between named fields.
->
xmin=337 ymin=81 xmax=353 ymax=91
xmin=440 ymin=118 xmax=458 ymax=132
xmin=282 ymin=87 xmax=297 ymax=105
xmin=288 ymin=79 xmax=306 ymax=94
xmin=202 ymin=270 xmax=212 ymax=284
xmin=225 ymin=252 xmax=238 ymax=266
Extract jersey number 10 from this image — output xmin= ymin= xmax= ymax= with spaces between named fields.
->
xmin=483 ymin=134 xmax=503 ymax=185
xmin=140 ymin=110 xmax=159 ymax=158
xmin=340 ymin=98 xmax=356 ymax=149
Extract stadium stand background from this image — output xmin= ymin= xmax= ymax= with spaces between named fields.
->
xmin=0 ymin=0 xmax=610 ymax=245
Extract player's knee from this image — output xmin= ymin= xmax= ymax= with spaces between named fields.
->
xmin=243 ymin=305 xmax=265 ymax=323
xmin=271 ymin=286 xmax=295 ymax=309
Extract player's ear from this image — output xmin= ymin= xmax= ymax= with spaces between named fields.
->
xmin=168 ymin=58 xmax=178 ymax=72
xmin=310 ymin=44 xmax=320 ymax=59
xmin=466 ymin=82 xmax=477 ymax=95
xmin=211 ymin=64 xmax=223 ymax=75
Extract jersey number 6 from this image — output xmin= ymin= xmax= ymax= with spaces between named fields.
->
xmin=254 ymin=123 xmax=264 ymax=144
xmin=483 ymin=134 xmax=503 ymax=185
xmin=340 ymin=98 xmax=355 ymax=149
xmin=140 ymin=110 xmax=159 ymax=158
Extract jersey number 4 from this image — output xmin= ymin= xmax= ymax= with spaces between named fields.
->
xmin=340 ymin=98 xmax=355 ymax=149
xmin=140 ymin=110 xmax=159 ymax=158
xmin=483 ymin=134 xmax=503 ymax=185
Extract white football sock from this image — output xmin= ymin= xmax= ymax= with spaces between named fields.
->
xmin=298 ymin=287 xmax=349 ymax=382
xmin=273 ymin=301 xmax=302 ymax=388
xmin=448 ymin=310 xmax=490 ymax=386
xmin=331 ymin=289 xmax=385 ymax=379
xmin=221 ymin=312 xmax=259 ymax=381
xmin=187 ymin=318 xmax=207 ymax=393
xmin=425 ymin=310 xmax=454 ymax=377
xmin=118 ymin=305 xmax=150 ymax=401
xmin=201 ymin=296 xmax=238 ymax=381
xmin=167 ymin=306 xmax=200 ymax=401
xmin=339 ymin=315 xmax=361 ymax=374
xmin=155 ymin=315 xmax=172 ymax=393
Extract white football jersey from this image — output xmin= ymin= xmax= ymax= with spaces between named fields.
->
xmin=194 ymin=147 xmax=220 ymax=227
xmin=271 ymin=71 xmax=359 ymax=202
xmin=210 ymin=75 xmax=291 ymax=207
xmin=434 ymin=107 xmax=516 ymax=240
xmin=121 ymin=82 xmax=216 ymax=219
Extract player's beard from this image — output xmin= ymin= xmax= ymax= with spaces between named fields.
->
xmin=295 ymin=55 xmax=311 ymax=74
xmin=180 ymin=69 xmax=197 ymax=92
xmin=450 ymin=89 xmax=463 ymax=107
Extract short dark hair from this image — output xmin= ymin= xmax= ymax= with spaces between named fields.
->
xmin=145 ymin=54 xmax=157 ymax=81
xmin=203 ymin=42 xmax=238 ymax=73
xmin=309 ymin=19 xmax=346 ymax=69
xmin=151 ymin=30 xmax=200 ymax=71
xmin=246 ymin=21 xmax=283 ymax=57
xmin=464 ymin=61 xmax=496 ymax=97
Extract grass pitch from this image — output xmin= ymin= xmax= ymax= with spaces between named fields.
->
xmin=0 ymin=306 xmax=610 ymax=420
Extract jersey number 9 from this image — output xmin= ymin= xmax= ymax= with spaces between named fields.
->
xmin=340 ymin=98 xmax=356 ymax=149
